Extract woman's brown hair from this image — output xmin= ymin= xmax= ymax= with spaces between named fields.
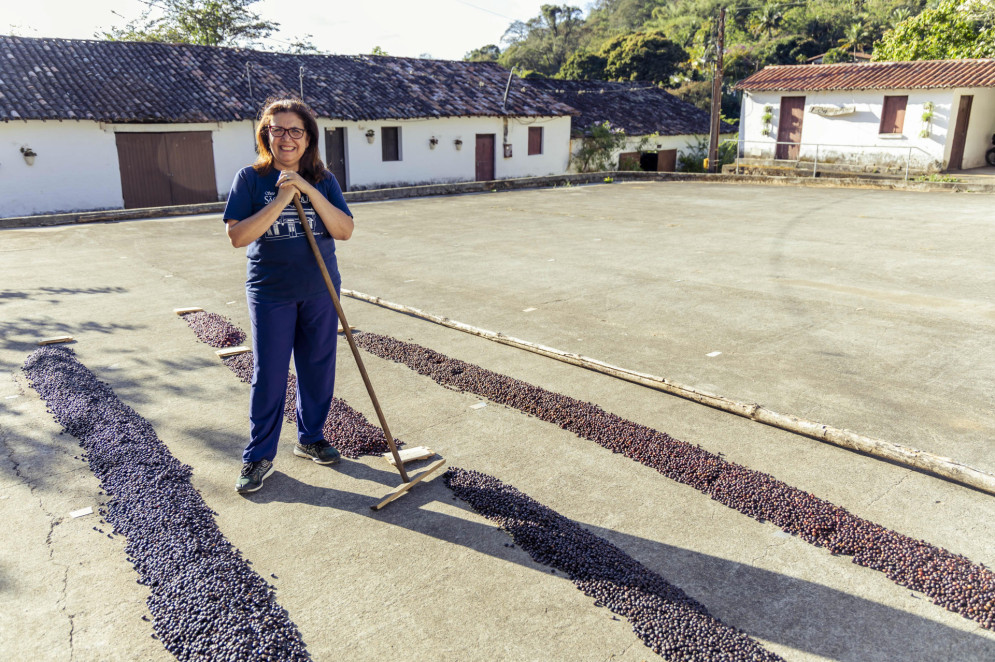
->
xmin=252 ymin=97 xmax=327 ymax=184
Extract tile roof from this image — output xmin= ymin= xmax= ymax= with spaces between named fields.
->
xmin=523 ymin=78 xmax=734 ymax=136
xmin=735 ymin=58 xmax=995 ymax=92
xmin=0 ymin=35 xmax=576 ymax=123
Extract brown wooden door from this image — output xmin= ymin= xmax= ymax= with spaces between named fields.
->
xmin=948 ymin=95 xmax=973 ymax=170
xmin=776 ymin=96 xmax=805 ymax=160
xmin=475 ymin=134 xmax=495 ymax=181
xmin=116 ymin=132 xmax=217 ymax=208
xmin=324 ymin=127 xmax=347 ymax=191
xmin=618 ymin=152 xmax=640 ymax=170
xmin=657 ymin=149 xmax=677 ymax=172
xmin=116 ymin=133 xmax=171 ymax=208
xmin=166 ymin=132 xmax=218 ymax=205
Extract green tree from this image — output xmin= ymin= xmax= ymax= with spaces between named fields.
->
xmin=573 ymin=120 xmax=629 ymax=172
xmin=583 ymin=0 xmax=663 ymax=46
xmin=889 ymin=6 xmax=913 ymax=28
xmin=370 ymin=46 xmax=389 ymax=56
xmin=558 ymin=50 xmax=609 ymax=79
xmin=838 ymin=20 xmax=871 ymax=55
xmin=499 ymin=4 xmax=585 ymax=75
xmin=670 ymin=79 xmax=739 ymax=116
xmin=101 ymin=0 xmax=278 ymax=47
xmin=464 ymin=44 xmax=501 ymax=62
xmin=287 ymin=34 xmax=319 ymax=54
xmin=873 ymin=0 xmax=995 ymax=60
xmin=749 ymin=2 xmax=785 ymax=39
xmin=600 ymin=32 xmax=687 ymax=82
xmin=820 ymin=46 xmax=854 ymax=63
xmin=758 ymin=34 xmax=823 ymax=64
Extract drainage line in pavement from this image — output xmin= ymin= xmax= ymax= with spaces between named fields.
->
xmin=342 ymin=289 xmax=995 ymax=497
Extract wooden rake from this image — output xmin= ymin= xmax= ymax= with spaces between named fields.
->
xmin=292 ymin=195 xmax=445 ymax=510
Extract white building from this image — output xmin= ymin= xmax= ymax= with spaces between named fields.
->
xmin=0 ymin=36 xmax=575 ymax=217
xmin=734 ymin=59 xmax=995 ymax=173
xmin=526 ymin=78 xmax=736 ymax=172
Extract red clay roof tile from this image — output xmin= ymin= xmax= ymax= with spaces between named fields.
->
xmin=735 ymin=59 xmax=995 ymax=92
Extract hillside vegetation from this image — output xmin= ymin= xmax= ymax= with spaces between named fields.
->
xmin=465 ymin=0 xmax=995 ymax=118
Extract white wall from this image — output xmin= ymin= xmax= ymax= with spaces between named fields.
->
xmin=738 ymin=89 xmax=966 ymax=170
xmin=318 ymin=115 xmax=572 ymax=190
xmin=211 ymin=121 xmax=258 ymax=195
xmin=111 ymin=121 xmax=256 ymax=202
xmin=0 ymin=120 xmax=122 ymax=216
xmin=0 ymin=120 xmax=256 ymax=217
xmin=1 ymin=115 xmax=575 ymax=217
xmin=949 ymin=88 xmax=995 ymax=169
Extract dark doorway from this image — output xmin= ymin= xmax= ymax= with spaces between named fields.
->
xmin=475 ymin=134 xmax=495 ymax=181
xmin=776 ymin=96 xmax=805 ymax=160
xmin=115 ymin=132 xmax=217 ymax=208
xmin=637 ymin=150 xmax=677 ymax=172
xmin=948 ymin=95 xmax=973 ymax=170
xmin=324 ymin=127 xmax=347 ymax=191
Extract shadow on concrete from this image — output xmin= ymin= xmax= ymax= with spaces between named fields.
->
xmin=0 ymin=350 xmax=212 ymax=497
xmin=0 ymin=316 xmax=143 ymax=375
xmin=0 ymin=286 xmax=129 ymax=308
xmin=106 ymin=356 xmax=219 ymax=408
xmin=181 ymin=426 xmax=246 ymax=458
xmin=243 ymin=460 xmax=994 ymax=662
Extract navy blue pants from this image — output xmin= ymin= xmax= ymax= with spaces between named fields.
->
xmin=243 ymin=293 xmax=339 ymax=463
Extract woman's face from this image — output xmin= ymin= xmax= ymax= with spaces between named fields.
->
xmin=268 ymin=111 xmax=309 ymax=171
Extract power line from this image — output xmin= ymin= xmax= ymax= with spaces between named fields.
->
xmin=451 ymin=0 xmax=518 ymax=21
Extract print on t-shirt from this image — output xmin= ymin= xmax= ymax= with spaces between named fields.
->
xmin=261 ymin=192 xmax=327 ymax=240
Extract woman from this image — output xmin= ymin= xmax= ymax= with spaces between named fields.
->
xmin=223 ymin=98 xmax=354 ymax=494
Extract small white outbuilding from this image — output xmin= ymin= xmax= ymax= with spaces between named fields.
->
xmin=525 ymin=79 xmax=736 ymax=173
xmin=734 ymin=59 xmax=995 ymax=173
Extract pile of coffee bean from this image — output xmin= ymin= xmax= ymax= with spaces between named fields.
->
xmin=445 ymin=467 xmax=783 ymax=661
xmin=22 ymin=346 xmax=310 ymax=661
xmin=354 ymin=331 xmax=995 ymax=630
xmin=179 ymin=311 xmax=245 ymax=348
xmin=215 ymin=344 xmax=398 ymax=459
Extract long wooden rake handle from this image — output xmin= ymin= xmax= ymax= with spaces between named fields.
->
xmin=292 ymin=194 xmax=409 ymax=482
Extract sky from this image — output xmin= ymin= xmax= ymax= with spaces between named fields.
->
xmin=4 ymin=0 xmax=591 ymax=61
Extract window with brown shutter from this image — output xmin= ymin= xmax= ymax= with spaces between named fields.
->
xmin=879 ymin=96 xmax=907 ymax=134
xmin=382 ymin=127 xmax=400 ymax=161
xmin=528 ymin=126 xmax=543 ymax=155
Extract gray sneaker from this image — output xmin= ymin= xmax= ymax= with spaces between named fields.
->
xmin=294 ymin=440 xmax=341 ymax=464
xmin=235 ymin=459 xmax=274 ymax=493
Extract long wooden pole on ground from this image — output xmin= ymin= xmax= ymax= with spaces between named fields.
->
xmin=342 ymin=288 xmax=995 ymax=497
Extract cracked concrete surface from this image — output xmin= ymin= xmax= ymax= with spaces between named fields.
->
xmin=1 ymin=182 xmax=993 ymax=661
xmin=1 ymin=373 xmax=171 ymax=662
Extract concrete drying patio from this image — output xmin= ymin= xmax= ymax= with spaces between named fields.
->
xmin=1 ymin=181 xmax=993 ymax=661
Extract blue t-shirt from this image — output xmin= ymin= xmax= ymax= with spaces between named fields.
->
xmin=223 ymin=166 xmax=352 ymax=302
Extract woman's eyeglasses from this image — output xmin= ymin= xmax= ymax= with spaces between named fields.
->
xmin=268 ymin=125 xmax=306 ymax=139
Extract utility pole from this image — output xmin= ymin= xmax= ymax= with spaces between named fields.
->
xmin=707 ymin=7 xmax=725 ymax=173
